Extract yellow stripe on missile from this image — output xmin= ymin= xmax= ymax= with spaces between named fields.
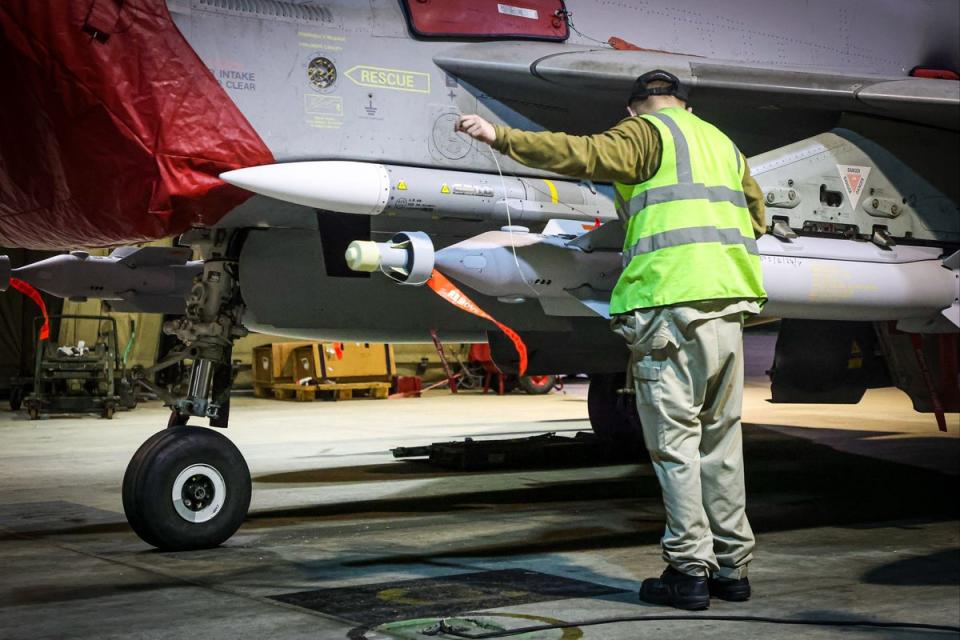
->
xmin=543 ymin=179 xmax=558 ymax=204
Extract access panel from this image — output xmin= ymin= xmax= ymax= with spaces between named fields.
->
xmin=402 ymin=0 xmax=568 ymax=41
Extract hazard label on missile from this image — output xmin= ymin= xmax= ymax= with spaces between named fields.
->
xmin=440 ymin=183 xmax=450 ymax=194
xmin=396 ymin=180 xmax=407 ymax=190
xmin=837 ymin=164 xmax=871 ymax=208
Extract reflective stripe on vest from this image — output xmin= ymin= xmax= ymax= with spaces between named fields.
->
xmin=622 ymin=226 xmax=759 ymax=266
xmin=618 ymin=183 xmax=747 ymax=217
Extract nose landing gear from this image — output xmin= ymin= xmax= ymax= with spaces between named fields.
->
xmin=122 ymin=229 xmax=251 ymax=550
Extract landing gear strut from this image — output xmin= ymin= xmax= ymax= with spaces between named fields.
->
xmin=123 ymin=229 xmax=251 ymax=550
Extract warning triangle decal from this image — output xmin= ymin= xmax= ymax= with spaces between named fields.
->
xmin=836 ymin=165 xmax=871 ymax=209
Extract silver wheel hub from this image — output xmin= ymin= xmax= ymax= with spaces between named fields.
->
xmin=172 ymin=464 xmax=226 ymax=523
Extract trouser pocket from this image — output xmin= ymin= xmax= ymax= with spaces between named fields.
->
xmin=612 ymin=312 xmax=676 ymax=355
xmin=633 ymin=358 xmax=663 ymax=452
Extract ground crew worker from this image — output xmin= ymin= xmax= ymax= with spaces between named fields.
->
xmin=457 ymin=69 xmax=767 ymax=611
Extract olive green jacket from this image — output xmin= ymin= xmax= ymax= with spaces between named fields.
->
xmin=492 ymin=116 xmax=767 ymax=239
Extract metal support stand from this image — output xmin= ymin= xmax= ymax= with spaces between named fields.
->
xmin=910 ymin=334 xmax=947 ymax=432
xmin=430 ymin=329 xmax=458 ymax=394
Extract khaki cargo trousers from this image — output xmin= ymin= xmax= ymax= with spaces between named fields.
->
xmin=612 ymin=304 xmax=754 ymax=579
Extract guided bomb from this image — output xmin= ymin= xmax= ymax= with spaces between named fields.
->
xmin=0 ymin=246 xmax=202 ymax=314
xmin=346 ymin=223 xmax=960 ymax=330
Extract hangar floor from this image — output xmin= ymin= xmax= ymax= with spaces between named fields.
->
xmin=0 ymin=350 xmax=957 ymax=638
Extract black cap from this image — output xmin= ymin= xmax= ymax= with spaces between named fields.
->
xmin=627 ymin=69 xmax=688 ymax=104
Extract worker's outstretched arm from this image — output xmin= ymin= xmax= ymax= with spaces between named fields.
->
xmin=740 ymin=156 xmax=768 ymax=239
xmin=456 ymin=114 xmax=660 ymax=184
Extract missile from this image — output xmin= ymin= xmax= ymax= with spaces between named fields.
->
xmin=221 ymin=161 xmax=615 ymax=225
xmin=0 ymin=246 xmax=202 ymax=314
xmin=347 ymin=221 xmax=960 ymax=329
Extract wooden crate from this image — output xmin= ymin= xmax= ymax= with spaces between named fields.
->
xmin=294 ymin=342 xmax=396 ymax=382
xmin=255 ymin=381 xmax=390 ymax=402
xmin=252 ymin=342 xmax=313 ymax=384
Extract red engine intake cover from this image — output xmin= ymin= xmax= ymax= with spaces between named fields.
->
xmin=0 ymin=1 xmax=274 ymax=249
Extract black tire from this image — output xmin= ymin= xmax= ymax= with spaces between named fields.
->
xmin=122 ymin=426 xmax=251 ymax=551
xmin=518 ymin=375 xmax=557 ymax=395
xmin=587 ymin=373 xmax=646 ymax=457
xmin=123 ymin=429 xmax=182 ymax=548
xmin=9 ymin=387 xmax=23 ymax=411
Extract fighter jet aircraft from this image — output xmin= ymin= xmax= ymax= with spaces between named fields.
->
xmin=1 ymin=0 xmax=958 ymax=550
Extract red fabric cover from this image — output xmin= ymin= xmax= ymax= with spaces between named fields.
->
xmin=0 ymin=1 xmax=274 ymax=249
xmin=404 ymin=0 xmax=568 ymax=41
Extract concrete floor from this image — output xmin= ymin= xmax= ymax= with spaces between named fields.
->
xmin=0 ymin=359 xmax=958 ymax=638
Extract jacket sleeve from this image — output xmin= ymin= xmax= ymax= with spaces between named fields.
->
xmin=741 ymin=156 xmax=767 ymax=239
xmin=491 ymin=118 xmax=661 ymax=184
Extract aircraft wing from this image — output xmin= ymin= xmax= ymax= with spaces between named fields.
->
xmin=435 ymin=42 xmax=959 ymax=148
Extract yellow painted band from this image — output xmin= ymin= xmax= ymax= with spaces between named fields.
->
xmin=543 ymin=179 xmax=558 ymax=204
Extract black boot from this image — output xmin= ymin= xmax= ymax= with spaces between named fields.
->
xmin=639 ymin=566 xmax=709 ymax=610
xmin=709 ymin=576 xmax=751 ymax=601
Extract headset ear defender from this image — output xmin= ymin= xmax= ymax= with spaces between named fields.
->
xmin=628 ymin=69 xmax=689 ymax=104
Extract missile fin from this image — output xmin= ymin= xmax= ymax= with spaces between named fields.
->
xmin=567 ymin=221 xmax=624 ymax=252
xmin=565 ymin=284 xmax=613 ymax=319
xmin=943 ymin=250 xmax=959 ymax=271
xmin=941 ymin=302 xmax=959 ymax=329
xmin=114 ymin=246 xmax=193 ymax=267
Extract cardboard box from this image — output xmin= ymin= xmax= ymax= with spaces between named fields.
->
xmin=290 ymin=342 xmax=396 ymax=382
xmin=252 ymin=342 xmax=313 ymax=384
xmin=292 ymin=344 xmax=323 ymax=382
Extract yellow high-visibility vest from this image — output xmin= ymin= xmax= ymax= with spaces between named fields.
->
xmin=610 ymin=108 xmax=766 ymax=314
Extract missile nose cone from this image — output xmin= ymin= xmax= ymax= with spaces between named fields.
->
xmin=345 ymin=241 xmax=381 ymax=272
xmin=220 ymin=161 xmax=390 ymax=215
xmin=0 ymin=255 xmax=9 ymax=291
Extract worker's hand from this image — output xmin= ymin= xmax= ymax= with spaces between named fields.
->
xmin=456 ymin=114 xmax=496 ymax=145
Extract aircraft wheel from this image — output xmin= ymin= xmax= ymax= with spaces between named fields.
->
xmin=587 ymin=373 xmax=646 ymax=457
xmin=122 ymin=426 xmax=251 ymax=551
xmin=518 ymin=375 xmax=557 ymax=395
xmin=123 ymin=429 xmax=177 ymax=548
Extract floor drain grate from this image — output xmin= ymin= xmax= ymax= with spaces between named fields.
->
xmin=270 ymin=568 xmax=625 ymax=625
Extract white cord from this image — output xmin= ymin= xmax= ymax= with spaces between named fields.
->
xmin=488 ymin=145 xmax=541 ymax=298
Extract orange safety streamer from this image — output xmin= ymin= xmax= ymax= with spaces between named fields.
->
xmin=9 ymin=278 xmax=50 ymax=341
xmin=426 ymin=269 xmax=528 ymax=375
